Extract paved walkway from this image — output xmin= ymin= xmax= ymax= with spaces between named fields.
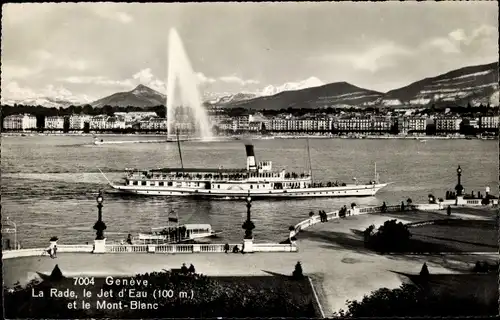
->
xmin=3 ymin=209 xmax=498 ymax=316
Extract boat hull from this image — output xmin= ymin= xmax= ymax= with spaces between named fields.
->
xmin=110 ymin=183 xmax=388 ymax=199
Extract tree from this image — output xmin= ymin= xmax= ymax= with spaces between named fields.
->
xmin=292 ymin=261 xmax=303 ymax=279
xmin=363 ymin=225 xmax=375 ymax=244
xmin=102 ymin=105 xmax=114 ymax=116
xmin=406 ymin=198 xmax=413 ymax=209
xmin=419 ymin=263 xmax=430 ymax=276
xmin=63 ymin=117 xmax=70 ymax=133
xmin=425 ymin=123 xmax=436 ymax=136
xmin=365 ymin=219 xmax=412 ymax=253
xmin=334 ymin=282 xmax=496 ymax=317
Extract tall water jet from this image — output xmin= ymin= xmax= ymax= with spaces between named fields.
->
xmin=166 ymin=28 xmax=212 ymax=140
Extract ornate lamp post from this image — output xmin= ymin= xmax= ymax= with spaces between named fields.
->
xmin=2 ymin=216 xmax=17 ymax=250
xmin=242 ymin=191 xmax=255 ymax=240
xmin=93 ymin=190 xmax=107 ymax=240
xmin=455 ymin=165 xmax=464 ymax=196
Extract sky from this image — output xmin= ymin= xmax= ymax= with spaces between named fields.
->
xmin=1 ymin=2 xmax=498 ymax=103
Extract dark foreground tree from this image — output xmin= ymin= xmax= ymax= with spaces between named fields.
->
xmin=292 ymin=261 xmax=304 ymax=279
xmin=5 ymin=269 xmax=317 ymax=318
xmin=335 ymin=283 xmax=496 ymax=317
xmin=364 ymin=219 xmax=411 ymax=253
xmin=420 ymin=263 xmax=430 ymax=276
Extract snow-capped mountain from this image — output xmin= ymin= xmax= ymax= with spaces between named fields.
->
xmin=260 ymin=77 xmax=325 ymax=96
xmin=90 ymin=84 xmax=166 ymax=108
xmin=1 ymin=97 xmax=80 ymax=108
xmin=209 ymin=92 xmax=261 ymax=104
xmin=220 ymin=62 xmax=498 ymax=110
xmin=3 ymin=62 xmax=497 ymax=110
xmin=380 ymin=62 xmax=498 ymax=108
xmin=226 ymin=81 xmax=383 ymax=110
xmin=207 ymin=77 xmax=325 ymax=105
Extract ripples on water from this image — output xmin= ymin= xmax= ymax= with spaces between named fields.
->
xmin=1 ymin=135 xmax=497 ymax=248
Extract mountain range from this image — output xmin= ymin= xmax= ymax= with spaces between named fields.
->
xmin=2 ymin=62 xmax=498 ymax=109
xmin=90 ymin=84 xmax=166 ymax=108
xmin=224 ymin=62 xmax=498 ymax=110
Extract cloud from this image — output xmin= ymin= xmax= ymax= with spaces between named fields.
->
xmin=132 ymin=68 xmax=166 ymax=92
xmin=316 ymin=42 xmax=412 ymax=73
xmin=218 ymin=75 xmax=260 ymax=86
xmin=1 ymin=81 xmax=93 ymax=103
xmin=59 ymin=76 xmax=133 ymax=87
xmin=2 ymin=65 xmax=42 ymax=80
xmin=449 ymin=29 xmax=466 ymax=42
xmin=115 ymin=12 xmax=133 ymax=23
xmin=2 ymin=81 xmax=37 ymax=100
xmin=33 ymin=49 xmax=52 ymax=61
xmin=90 ymin=5 xmax=134 ymax=24
xmin=423 ymin=25 xmax=497 ymax=55
xmin=312 ymin=24 xmax=497 ymax=76
xmin=196 ymin=72 xmax=216 ymax=84
xmin=132 ymin=68 xmax=154 ymax=84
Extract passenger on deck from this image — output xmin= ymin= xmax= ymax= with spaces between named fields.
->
xmin=181 ymin=263 xmax=188 ymax=274
xmin=381 ymin=202 xmax=387 ymax=213
xmin=126 ymin=234 xmax=133 ymax=245
xmin=232 ymin=245 xmax=240 ymax=253
xmin=224 ymin=243 xmax=230 ymax=253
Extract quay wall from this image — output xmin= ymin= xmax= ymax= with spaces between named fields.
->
xmin=289 ymin=200 xmax=497 ymax=238
xmin=2 ymin=200 xmax=496 ymax=260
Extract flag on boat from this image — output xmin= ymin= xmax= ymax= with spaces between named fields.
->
xmin=168 ymin=217 xmax=178 ymax=223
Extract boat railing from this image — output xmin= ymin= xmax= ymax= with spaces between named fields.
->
xmin=128 ymin=172 xmax=312 ymax=182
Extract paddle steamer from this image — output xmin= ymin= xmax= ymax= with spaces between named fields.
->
xmin=102 ymin=140 xmax=389 ymax=199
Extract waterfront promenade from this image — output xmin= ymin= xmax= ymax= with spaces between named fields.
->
xmin=3 ymin=206 xmax=497 ymax=315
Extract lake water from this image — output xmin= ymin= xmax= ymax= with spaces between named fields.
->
xmin=1 ymin=135 xmax=497 ymax=248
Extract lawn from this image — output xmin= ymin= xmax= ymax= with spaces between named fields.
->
xmin=408 ymin=219 xmax=497 ymax=252
xmin=369 ymin=211 xmax=496 ymax=253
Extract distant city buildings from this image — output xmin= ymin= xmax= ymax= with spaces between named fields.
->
xmin=435 ymin=117 xmax=461 ymax=132
xmin=2 ymin=109 xmax=499 ymax=136
xmin=3 ymin=114 xmax=37 ymax=130
xmin=69 ymin=114 xmax=91 ymax=130
xmin=44 ymin=116 xmax=65 ymax=130
xmin=480 ymin=115 xmax=499 ymax=130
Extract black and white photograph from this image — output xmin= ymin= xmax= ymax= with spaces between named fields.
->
xmin=1 ymin=2 xmax=498 ymax=318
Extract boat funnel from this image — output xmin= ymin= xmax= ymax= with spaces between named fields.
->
xmin=245 ymin=144 xmax=257 ymax=171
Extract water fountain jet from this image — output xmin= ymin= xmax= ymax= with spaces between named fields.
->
xmin=166 ymin=28 xmax=213 ymax=140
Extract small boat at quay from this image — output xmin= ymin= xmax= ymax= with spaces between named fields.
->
xmin=134 ymin=224 xmax=221 ymax=245
xmin=101 ymin=137 xmax=389 ymax=199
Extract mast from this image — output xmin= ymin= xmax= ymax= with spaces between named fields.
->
xmin=176 ymin=128 xmax=184 ymax=170
xmin=306 ymin=138 xmax=314 ymax=184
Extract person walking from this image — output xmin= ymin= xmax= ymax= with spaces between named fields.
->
xmin=224 ymin=243 xmax=230 ymax=254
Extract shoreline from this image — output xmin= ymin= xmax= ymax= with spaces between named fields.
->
xmin=1 ymin=132 xmax=496 ymax=140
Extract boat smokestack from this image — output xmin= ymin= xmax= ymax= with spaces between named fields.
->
xmin=245 ymin=144 xmax=257 ymax=171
